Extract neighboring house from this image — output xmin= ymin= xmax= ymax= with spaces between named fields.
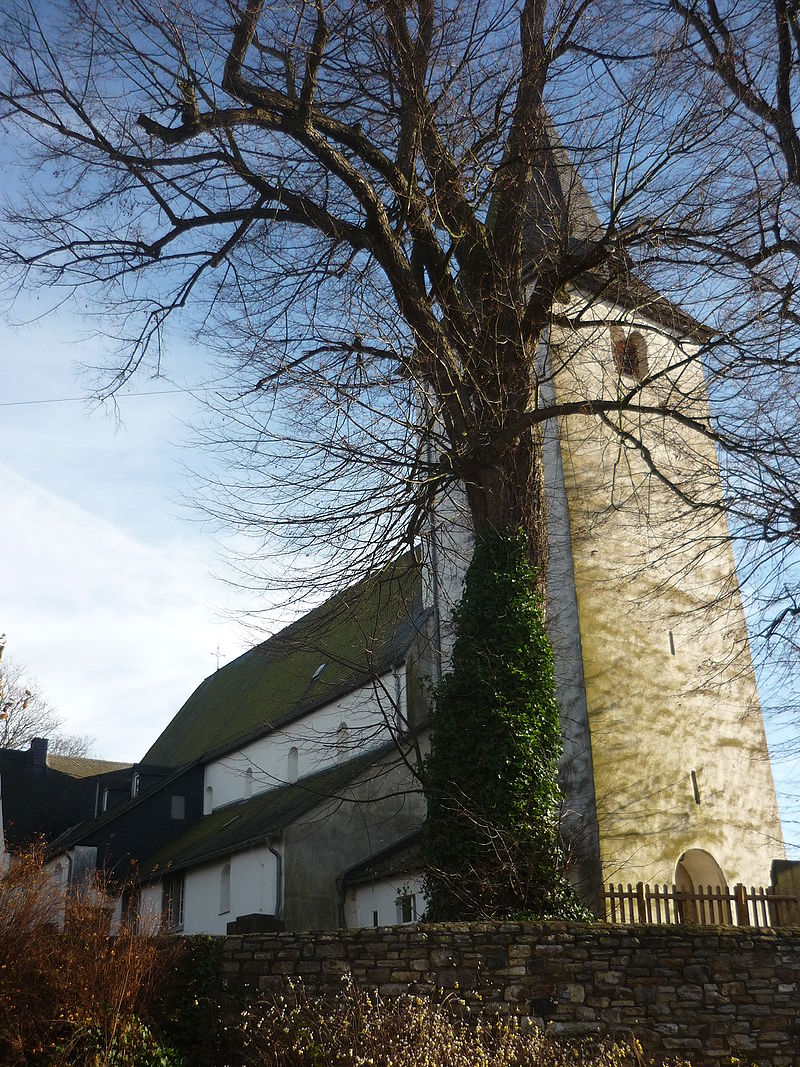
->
xmin=45 ymin=556 xmax=430 ymax=933
xmin=30 ymin=139 xmax=788 ymax=931
xmin=0 ymin=738 xmax=132 ymax=868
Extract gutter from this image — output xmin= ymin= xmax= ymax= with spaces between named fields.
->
xmin=267 ymin=836 xmax=283 ymax=919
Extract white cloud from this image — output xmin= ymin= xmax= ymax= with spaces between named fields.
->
xmin=0 ymin=464 xmax=252 ymax=760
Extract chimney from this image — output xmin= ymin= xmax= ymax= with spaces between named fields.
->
xmin=29 ymin=737 xmax=48 ymax=768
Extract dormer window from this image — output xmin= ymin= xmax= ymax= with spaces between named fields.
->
xmin=612 ymin=328 xmax=648 ymax=381
xmin=312 ymin=663 xmax=326 ymax=682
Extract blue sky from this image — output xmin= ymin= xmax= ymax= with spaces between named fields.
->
xmin=0 ymin=304 xmax=259 ymax=760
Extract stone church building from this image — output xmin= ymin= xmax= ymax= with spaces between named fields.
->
xmin=14 ymin=148 xmax=786 ymax=933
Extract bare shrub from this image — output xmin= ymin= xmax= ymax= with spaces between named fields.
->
xmin=0 ymin=845 xmax=182 ymax=1065
xmin=241 ymin=979 xmax=692 ymax=1067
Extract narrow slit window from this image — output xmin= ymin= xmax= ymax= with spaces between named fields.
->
xmin=287 ymin=746 xmax=299 ymax=783
xmin=669 ymin=630 xmax=675 ymax=656
xmin=691 ymin=770 xmax=701 ymax=805
xmin=611 ymin=328 xmax=648 ymax=381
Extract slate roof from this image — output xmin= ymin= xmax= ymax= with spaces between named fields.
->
xmin=140 ymin=746 xmax=395 ymax=878
xmin=44 ymin=759 xmax=191 ymax=857
xmin=525 ymin=122 xmax=712 ymax=343
xmin=0 ymin=749 xmax=98 ymax=849
xmin=341 ymin=828 xmax=424 ymax=887
xmin=142 ymin=554 xmax=425 ymax=768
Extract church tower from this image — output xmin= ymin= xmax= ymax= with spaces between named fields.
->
xmin=426 ymin=140 xmax=785 ymax=908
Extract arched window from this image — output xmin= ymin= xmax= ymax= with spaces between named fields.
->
xmin=244 ymin=768 xmax=253 ymax=799
xmin=204 ymin=785 xmax=214 ymax=815
xmin=611 ymin=328 xmax=648 ymax=381
xmin=287 ymin=747 xmax=299 ymax=783
xmin=336 ymin=722 xmax=349 ymax=763
xmin=219 ymin=862 xmax=231 ymax=915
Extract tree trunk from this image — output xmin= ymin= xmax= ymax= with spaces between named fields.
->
xmin=462 ymin=426 xmax=548 ymax=585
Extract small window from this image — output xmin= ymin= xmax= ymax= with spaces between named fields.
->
xmin=163 ymin=874 xmax=185 ymax=931
xmin=312 ymin=662 xmax=326 ymax=681
xmin=396 ymin=892 xmax=416 ymax=924
xmin=287 ymin=746 xmax=299 ymax=783
xmin=131 ymin=773 xmax=140 ymax=798
xmin=204 ymin=785 xmax=214 ymax=815
xmin=372 ymin=910 xmax=379 ymax=927
xmin=171 ymin=795 xmax=186 ymax=820
xmin=219 ymin=862 xmax=231 ymax=914
xmin=244 ymin=767 xmax=253 ymax=799
xmin=612 ymin=328 xmax=648 ymax=381
xmin=102 ymin=789 xmax=110 ymax=813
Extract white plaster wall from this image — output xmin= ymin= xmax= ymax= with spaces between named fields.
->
xmin=204 ymin=671 xmax=406 ymax=810
xmin=181 ymin=845 xmax=279 ymax=935
xmin=344 ymin=872 xmax=425 ymax=928
xmin=139 ymin=882 xmax=163 ymax=934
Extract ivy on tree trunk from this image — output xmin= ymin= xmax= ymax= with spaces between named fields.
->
xmin=424 ymin=527 xmax=585 ymax=921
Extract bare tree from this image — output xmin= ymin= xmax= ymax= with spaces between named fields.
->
xmin=2 ymin=0 xmax=799 ymax=903
xmin=0 ymin=635 xmax=93 ymax=756
xmin=0 ymin=0 xmax=768 ymax=597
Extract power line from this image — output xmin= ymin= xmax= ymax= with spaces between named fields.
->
xmin=0 ymin=387 xmax=193 ymax=408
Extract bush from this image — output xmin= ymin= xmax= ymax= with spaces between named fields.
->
xmin=240 ymin=979 xmax=693 ymax=1067
xmin=153 ymin=935 xmax=227 ymax=1065
xmin=0 ymin=845 xmax=183 ymax=1066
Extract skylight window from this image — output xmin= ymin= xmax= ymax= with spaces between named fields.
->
xmin=312 ymin=663 xmax=326 ymax=681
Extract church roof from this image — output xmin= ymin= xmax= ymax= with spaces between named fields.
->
xmin=140 ymin=744 xmax=396 ymax=878
xmin=142 ymin=553 xmax=425 ymax=768
xmin=525 ymin=121 xmax=712 ymax=343
xmin=341 ymin=828 xmax=424 ymax=886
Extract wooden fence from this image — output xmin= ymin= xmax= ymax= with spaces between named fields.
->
xmin=603 ymin=881 xmax=800 ymax=928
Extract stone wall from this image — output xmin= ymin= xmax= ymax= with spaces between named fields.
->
xmin=221 ymin=921 xmax=800 ymax=1067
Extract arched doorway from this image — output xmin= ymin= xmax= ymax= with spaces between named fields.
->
xmin=675 ymin=848 xmax=730 ymax=924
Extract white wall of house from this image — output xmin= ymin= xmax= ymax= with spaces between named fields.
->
xmin=344 ymin=872 xmax=425 ymax=928
xmin=181 ymin=845 xmax=280 ymax=934
xmin=138 ymin=845 xmax=279 ymax=936
xmin=139 ymin=881 xmax=163 ymax=932
xmin=203 ymin=669 xmax=406 ymax=811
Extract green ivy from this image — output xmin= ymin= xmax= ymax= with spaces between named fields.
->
xmin=423 ymin=527 xmax=586 ymax=921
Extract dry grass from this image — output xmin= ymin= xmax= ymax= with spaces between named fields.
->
xmin=0 ymin=845 xmax=182 ymax=1065
xmin=241 ymin=979 xmax=693 ymax=1067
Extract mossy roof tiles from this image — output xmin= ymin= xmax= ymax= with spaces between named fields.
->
xmin=46 ymin=755 xmax=133 ymax=778
xmin=140 ymin=747 xmax=390 ymax=877
xmin=142 ymin=554 xmax=424 ymax=768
